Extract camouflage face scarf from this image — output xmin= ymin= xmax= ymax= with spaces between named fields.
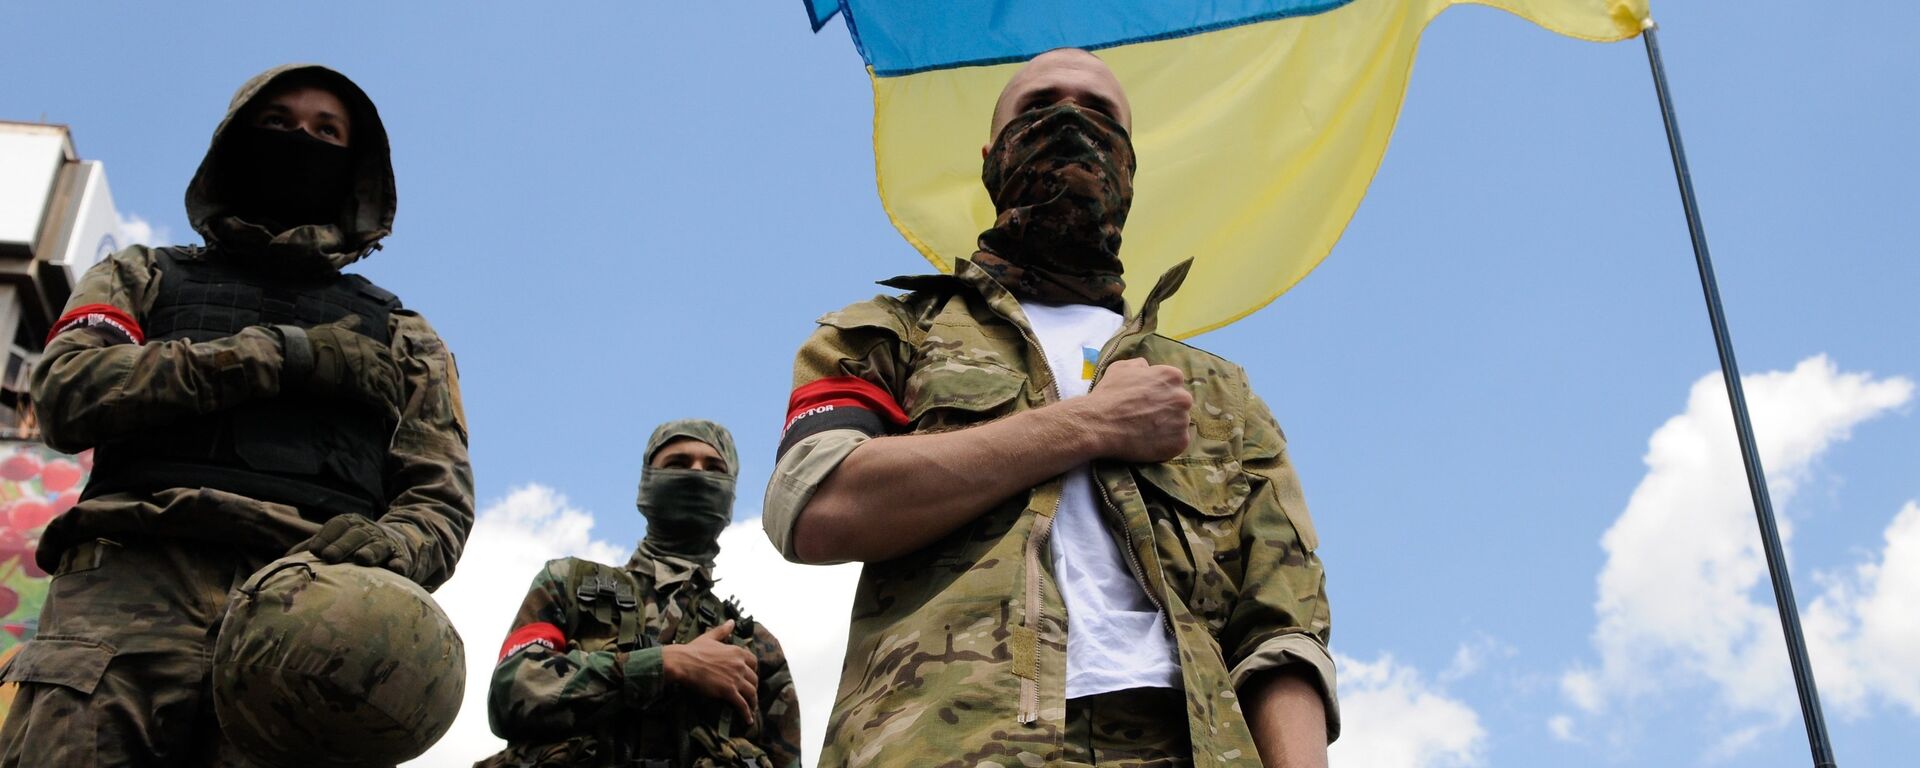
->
xmin=636 ymin=420 xmax=739 ymax=564
xmin=636 ymin=469 xmax=734 ymax=563
xmin=972 ymin=102 xmax=1136 ymax=311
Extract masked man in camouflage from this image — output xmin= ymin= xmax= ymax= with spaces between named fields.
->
xmin=764 ymin=49 xmax=1337 ymax=767
xmin=0 ymin=64 xmax=473 ymax=765
xmin=483 ymin=420 xmax=802 ymax=768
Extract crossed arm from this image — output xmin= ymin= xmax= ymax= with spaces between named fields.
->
xmin=789 ymin=358 xmax=1330 ymax=765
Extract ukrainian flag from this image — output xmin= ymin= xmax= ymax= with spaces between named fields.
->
xmin=805 ymin=0 xmax=1650 ymax=338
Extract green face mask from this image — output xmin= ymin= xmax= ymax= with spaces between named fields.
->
xmin=637 ymin=467 xmax=735 ymax=562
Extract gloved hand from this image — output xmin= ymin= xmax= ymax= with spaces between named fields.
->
xmin=291 ymin=513 xmax=414 ymax=577
xmin=279 ymin=317 xmax=404 ymax=423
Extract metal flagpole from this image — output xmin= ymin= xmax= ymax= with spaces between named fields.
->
xmin=1640 ymin=20 xmax=1838 ymax=768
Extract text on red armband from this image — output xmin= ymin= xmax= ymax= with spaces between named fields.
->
xmin=48 ymin=303 xmax=144 ymax=345
xmin=498 ymin=622 xmax=565 ymax=663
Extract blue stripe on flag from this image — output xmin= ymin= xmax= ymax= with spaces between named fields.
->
xmin=803 ymin=0 xmax=840 ymax=32
xmin=816 ymin=0 xmax=1353 ymax=76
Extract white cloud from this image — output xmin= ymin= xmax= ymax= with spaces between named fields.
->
xmin=409 ymin=485 xmax=625 ymax=768
xmin=1330 ymin=653 xmax=1486 ymax=768
xmin=1559 ymin=356 xmax=1914 ymax=752
xmin=1703 ymin=724 xmax=1769 ymax=765
xmin=1804 ymin=501 xmax=1920 ymax=717
xmin=116 ymin=212 xmax=166 ymax=247
xmin=1440 ymin=634 xmax=1513 ymax=683
xmin=1546 ymin=714 xmax=1577 ymax=743
xmin=714 ymin=518 xmax=861 ymax=768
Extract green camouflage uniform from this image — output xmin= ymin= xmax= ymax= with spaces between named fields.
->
xmin=0 ymin=64 xmax=472 ymax=766
xmin=764 ymin=259 xmax=1337 ymax=768
xmin=483 ymin=423 xmax=801 ymax=768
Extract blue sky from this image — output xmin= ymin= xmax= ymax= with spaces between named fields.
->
xmin=5 ymin=2 xmax=1915 ymax=766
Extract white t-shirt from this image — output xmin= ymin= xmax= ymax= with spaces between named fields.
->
xmin=1018 ymin=300 xmax=1182 ymax=698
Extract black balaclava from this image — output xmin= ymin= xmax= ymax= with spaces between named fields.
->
xmin=217 ymin=124 xmax=355 ymax=232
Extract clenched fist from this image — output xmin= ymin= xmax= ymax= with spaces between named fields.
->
xmin=663 ymin=620 xmax=759 ymax=725
xmin=1078 ymin=357 xmax=1192 ymax=463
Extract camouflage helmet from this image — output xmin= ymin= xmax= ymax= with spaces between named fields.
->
xmin=213 ymin=553 xmax=465 ymax=767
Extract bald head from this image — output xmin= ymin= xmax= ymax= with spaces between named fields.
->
xmin=988 ymin=48 xmax=1132 ymax=143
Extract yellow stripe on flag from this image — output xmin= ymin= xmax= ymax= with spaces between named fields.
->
xmin=870 ymin=0 xmax=1648 ymax=338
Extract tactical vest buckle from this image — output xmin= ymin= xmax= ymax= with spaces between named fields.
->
xmin=577 ymin=572 xmax=618 ymax=604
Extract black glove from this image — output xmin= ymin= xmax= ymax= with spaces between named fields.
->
xmin=291 ymin=513 xmax=414 ymax=577
xmin=279 ymin=317 xmax=404 ymax=422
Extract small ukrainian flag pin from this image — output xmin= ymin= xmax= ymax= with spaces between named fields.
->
xmin=1081 ymin=347 xmax=1099 ymax=381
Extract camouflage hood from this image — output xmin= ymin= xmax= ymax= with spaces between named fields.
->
xmin=185 ymin=64 xmax=396 ymax=270
xmin=643 ymin=419 xmax=740 ymax=477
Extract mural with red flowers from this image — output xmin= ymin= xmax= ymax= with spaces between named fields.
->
xmin=0 ymin=441 xmax=88 ymax=651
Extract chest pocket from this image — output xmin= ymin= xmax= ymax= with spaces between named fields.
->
xmin=1135 ymin=449 xmax=1270 ymax=637
xmin=899 ymin=296 xmax=1033 ymax=433
xmin=903 ymin=347 xmax=1027 ymax=433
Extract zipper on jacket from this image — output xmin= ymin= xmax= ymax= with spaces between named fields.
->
xmin=1092 ymin=477 xmax=1174 ymax=633
xmin=1019 ymin=494 xmax=1060 ymax=724
xmin=1013 ymin=320 xmax=1062 ymax=726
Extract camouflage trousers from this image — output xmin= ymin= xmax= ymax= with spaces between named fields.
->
xmin=0 ymin=537 xmax=274 ymax=767
xmin=1059 ymin=687 xmax=1193 ymax=768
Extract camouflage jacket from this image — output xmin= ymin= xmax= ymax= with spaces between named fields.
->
xmin=485 ymin=550 xmax=802 ymax=768
xmin=28 ymin=245 xmax=473 ymax=589
xmin=26 ymin=64 xmax=473 ymax=589
xmin=764 ymin=259 xmax=1336 ymax=767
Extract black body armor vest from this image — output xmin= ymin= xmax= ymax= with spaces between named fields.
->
xmin=83 ymin=247 xmax=403 ymax=520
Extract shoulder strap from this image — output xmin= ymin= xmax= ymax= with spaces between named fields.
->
xmin=151 ymin=245 xmax=193 ymax=270
xmin=614 ymin=569 xmax=643 ymax=648
xmin=344 ymin=272 xmax=402 ymax=307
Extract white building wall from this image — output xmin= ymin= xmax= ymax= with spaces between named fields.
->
xmin=0 ymin=125 xmax=73 ymax=256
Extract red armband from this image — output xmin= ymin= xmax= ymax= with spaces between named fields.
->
xmin=47 ymin=304 xmax=144 ymax=345
xmin=784 ymin=376 xmax=908 ymax=431
xmin=497 ymin=622 xmax=565 ymax=663
xmin=778 ymin=376 xmax=908 ymax=458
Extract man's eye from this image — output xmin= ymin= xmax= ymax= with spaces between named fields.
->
xmin=262 ymin=115 xmax=288 ymax=127
xmin=319 ymin=125 xmax=339 ymax=137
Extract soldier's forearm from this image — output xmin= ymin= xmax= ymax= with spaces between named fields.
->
xmin=31 ymin=329 xmax=287 ymax=451
xmin=488 ymin=646 xmax=651 ymax=739
xmin=1245 ymin=668 xmax=1329 ymax=768
xmin=378 ymin=446 xmax=474 ymax=589
xmin=791 ymin=399 xmax=1104 ymax=563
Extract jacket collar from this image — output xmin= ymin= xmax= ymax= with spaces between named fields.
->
xmin=626 ymin=541 xmax=713 ymax=593
xmin=879 ymin=257 xmax=1194 ymax=337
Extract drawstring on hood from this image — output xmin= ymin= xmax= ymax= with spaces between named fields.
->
xmin=186 ymin=64 xmax=397 ymax=272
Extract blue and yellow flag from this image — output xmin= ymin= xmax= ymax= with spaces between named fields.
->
xmin=805 ymin=0 xmax=1649 ymax=338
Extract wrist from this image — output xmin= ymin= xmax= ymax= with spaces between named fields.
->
xmin=1043 ymin=398 xmax=1111 ymax=460
xmin=659 ymin=644 xmax=682 ymax=684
